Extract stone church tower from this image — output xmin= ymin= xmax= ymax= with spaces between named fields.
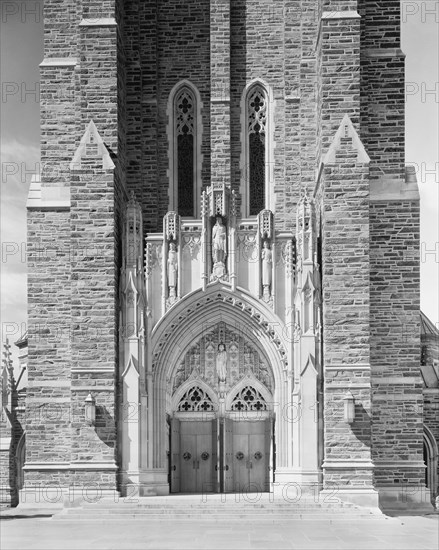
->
xmin=21 ymin=0 xmax=431 ymax=511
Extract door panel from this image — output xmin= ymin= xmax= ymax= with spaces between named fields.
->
xmin=172 ymin=417 xmax=271 ymax=494
xmin=180 ymin=421 xmax=214 ymax=493
xmin=223 ymin=418 xmax=234 ymax=492
xmin=212 ymin=419 xmax=219 ymax=492
xmin=249 ymin=430 xmax=266 ymax=492
xmin=170 ymin=418 xmax=180 ymax=493
xmin=232 ymin=420 xmax=270 ymax=493
xmin=180 ymin=433 xmax=197 ymax=493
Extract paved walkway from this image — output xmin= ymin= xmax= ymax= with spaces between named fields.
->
xmin=1 ymin=511 xmax=438 ymax=550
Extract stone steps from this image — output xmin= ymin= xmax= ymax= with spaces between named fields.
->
xmin=53 ymin=495 xmax=385 ymax=521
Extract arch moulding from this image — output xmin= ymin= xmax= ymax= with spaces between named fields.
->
xmin=149 ymin=284 xmax=293 ymax=471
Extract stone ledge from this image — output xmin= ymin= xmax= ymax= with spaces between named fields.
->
xmin=27 ymin=177 xmax=71 ymax=210
xmin=0 ymin=437 xmax=12 ymax=451
xmin=70 ymin=386 xmax=115 ymax=392
xmin=211 ymin=97 xmax=231 ymax=103
xmin=370 ymin=178 xmax=420 ymax=202
xmin=323 ymin=460 xmax=375 ymax=469
xmin=362 ymin=47 xmax=405 ymax=59
xmin=40 ymin=58 xmax=77 ymax=67
xmin=27 ymin=380 xmax=70 ymax=388
xmin=79 ymin=18 xmax=117 ymax=27
xmin=325 ymin=364 xmax=371 ymax=371
xmin=321 ymin=11 xmax=361 ymax=20
xmin=374 ymin=460 xmax=426 ymax=467
xmin=325 ymin=384 xmax=372 ymax=390
xmin=71 ymin=368 xmax=116 ymax=373
xmin=23 ymin=462 xmax=117 ymax=471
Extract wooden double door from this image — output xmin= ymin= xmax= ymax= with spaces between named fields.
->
xmin=170 ymin=418 xmax=272 ymax=493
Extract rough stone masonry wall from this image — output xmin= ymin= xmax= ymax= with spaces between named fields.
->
xmin=230 ymin=0 xmax=288 ymax=229
xmin=359 ymin=1 xmax=405 ymax=180
xmin=370 ymin=200 xmax=424 ymax=488
xmin=124 ymin=0 xmax=322 ymax=234
xmin=68 ymin=0 xmax=126 ymax=490
xmin=24 ymin=0 xmax=126 ymax=496
xmin=124 ymin=0 xmax=211 ymax=234
xmin=40 ymin=0 xmax=78 ymax=185
xmin=317 ymin=135 xmax=373 ymax=490
xmin=317 ymin=11 xmax=361 ymax=161
xmin=25 ymin=209 xmax=72 ymax=490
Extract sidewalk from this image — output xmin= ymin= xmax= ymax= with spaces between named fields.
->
xmin=1 ymin=509 xmax=438 ymax=550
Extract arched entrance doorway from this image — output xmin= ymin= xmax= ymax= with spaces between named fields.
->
xmin=150 ymin=287 xmax=291 ymax=495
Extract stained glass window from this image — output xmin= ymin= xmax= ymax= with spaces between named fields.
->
xmin=175 ymin=89 xmax=195 ymax=217
xmin=248 ymin=86 xmax=267 ymax=216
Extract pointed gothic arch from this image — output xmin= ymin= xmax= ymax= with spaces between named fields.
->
xmin=172 ymin=378 xmax=218 ymax=414
xmin=150 ymin=285 xmax=291 ymax=471
xmin=240 ymin=79 xmax=275 ymax=217
xmin=167 ymin=80 xmax=203 ymax=218
xmin=226 ymin=375 xmax=273 ymax=413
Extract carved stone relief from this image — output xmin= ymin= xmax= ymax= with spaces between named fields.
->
xmin=171 ymin=323 xmax=274 ymax=394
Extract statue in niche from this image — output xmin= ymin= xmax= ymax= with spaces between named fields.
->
xmin=261 ymin=240 xmax=272 ymax=301
xmin=210 ymin=216 xmax=228 ymax=281
xmin=167 ymin=242 xmax=178 ymax=300
xmin=212 ymin=216 xmax=227 ymax=264
xmin=216 ymin=343 xmax=228 ymax=383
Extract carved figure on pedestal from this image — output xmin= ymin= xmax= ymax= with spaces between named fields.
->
xmin=261 ymin=240 xmax=272 ymax=301
xmin=216 ymin=343 xmax=228 ymax=383
xmin=212 ymin=217 xmax=226 ymax=263
xmin=167 ymin=242 xmax=178 ymax=302
xmin=210 ymin=216 xmax=228 ymax=281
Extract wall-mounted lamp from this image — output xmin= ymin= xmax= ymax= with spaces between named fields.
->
xmin=343 ymin=391 xmax=355 ymax=424
xmin=85 ymin=393 xmax=96 ymax=426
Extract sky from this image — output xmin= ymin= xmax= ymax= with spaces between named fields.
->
xmin=0 ymin=1 xmax=438 ymax=364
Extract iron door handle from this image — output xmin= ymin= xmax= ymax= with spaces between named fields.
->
xmin=173 ymin=465 xmax=176 ymax=471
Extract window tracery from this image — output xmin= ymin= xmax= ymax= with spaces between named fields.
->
xmin=247 ymin=86 xmax=267 ymax=216
xmin=177 ymin=386 xmax=214 ymax=412
xmin=230 ymin=386 xmax=268 ymax=412
xmin=174 ymin=87 xmax=196 ymax=217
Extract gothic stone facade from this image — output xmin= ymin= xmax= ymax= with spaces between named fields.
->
xmin=4 ymin=0 xmax=437 ymax=511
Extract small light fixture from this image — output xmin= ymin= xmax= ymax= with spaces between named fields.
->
xmin=343 ymin=391 xmax=355 ymax=424
xmin=85 ymin=393 xmax=96 ymax=426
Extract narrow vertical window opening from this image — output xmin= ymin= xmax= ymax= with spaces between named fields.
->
xmin=248 ymin=86 xmax=267 ymax=216
xmin=175 ymin=88 xmax=195 ymax=217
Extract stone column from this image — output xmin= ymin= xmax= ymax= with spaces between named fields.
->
xmin=288 ymin=195 xmax=322 ymax=493
xmin=119 ymin=194 xmax=146 ymax=497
